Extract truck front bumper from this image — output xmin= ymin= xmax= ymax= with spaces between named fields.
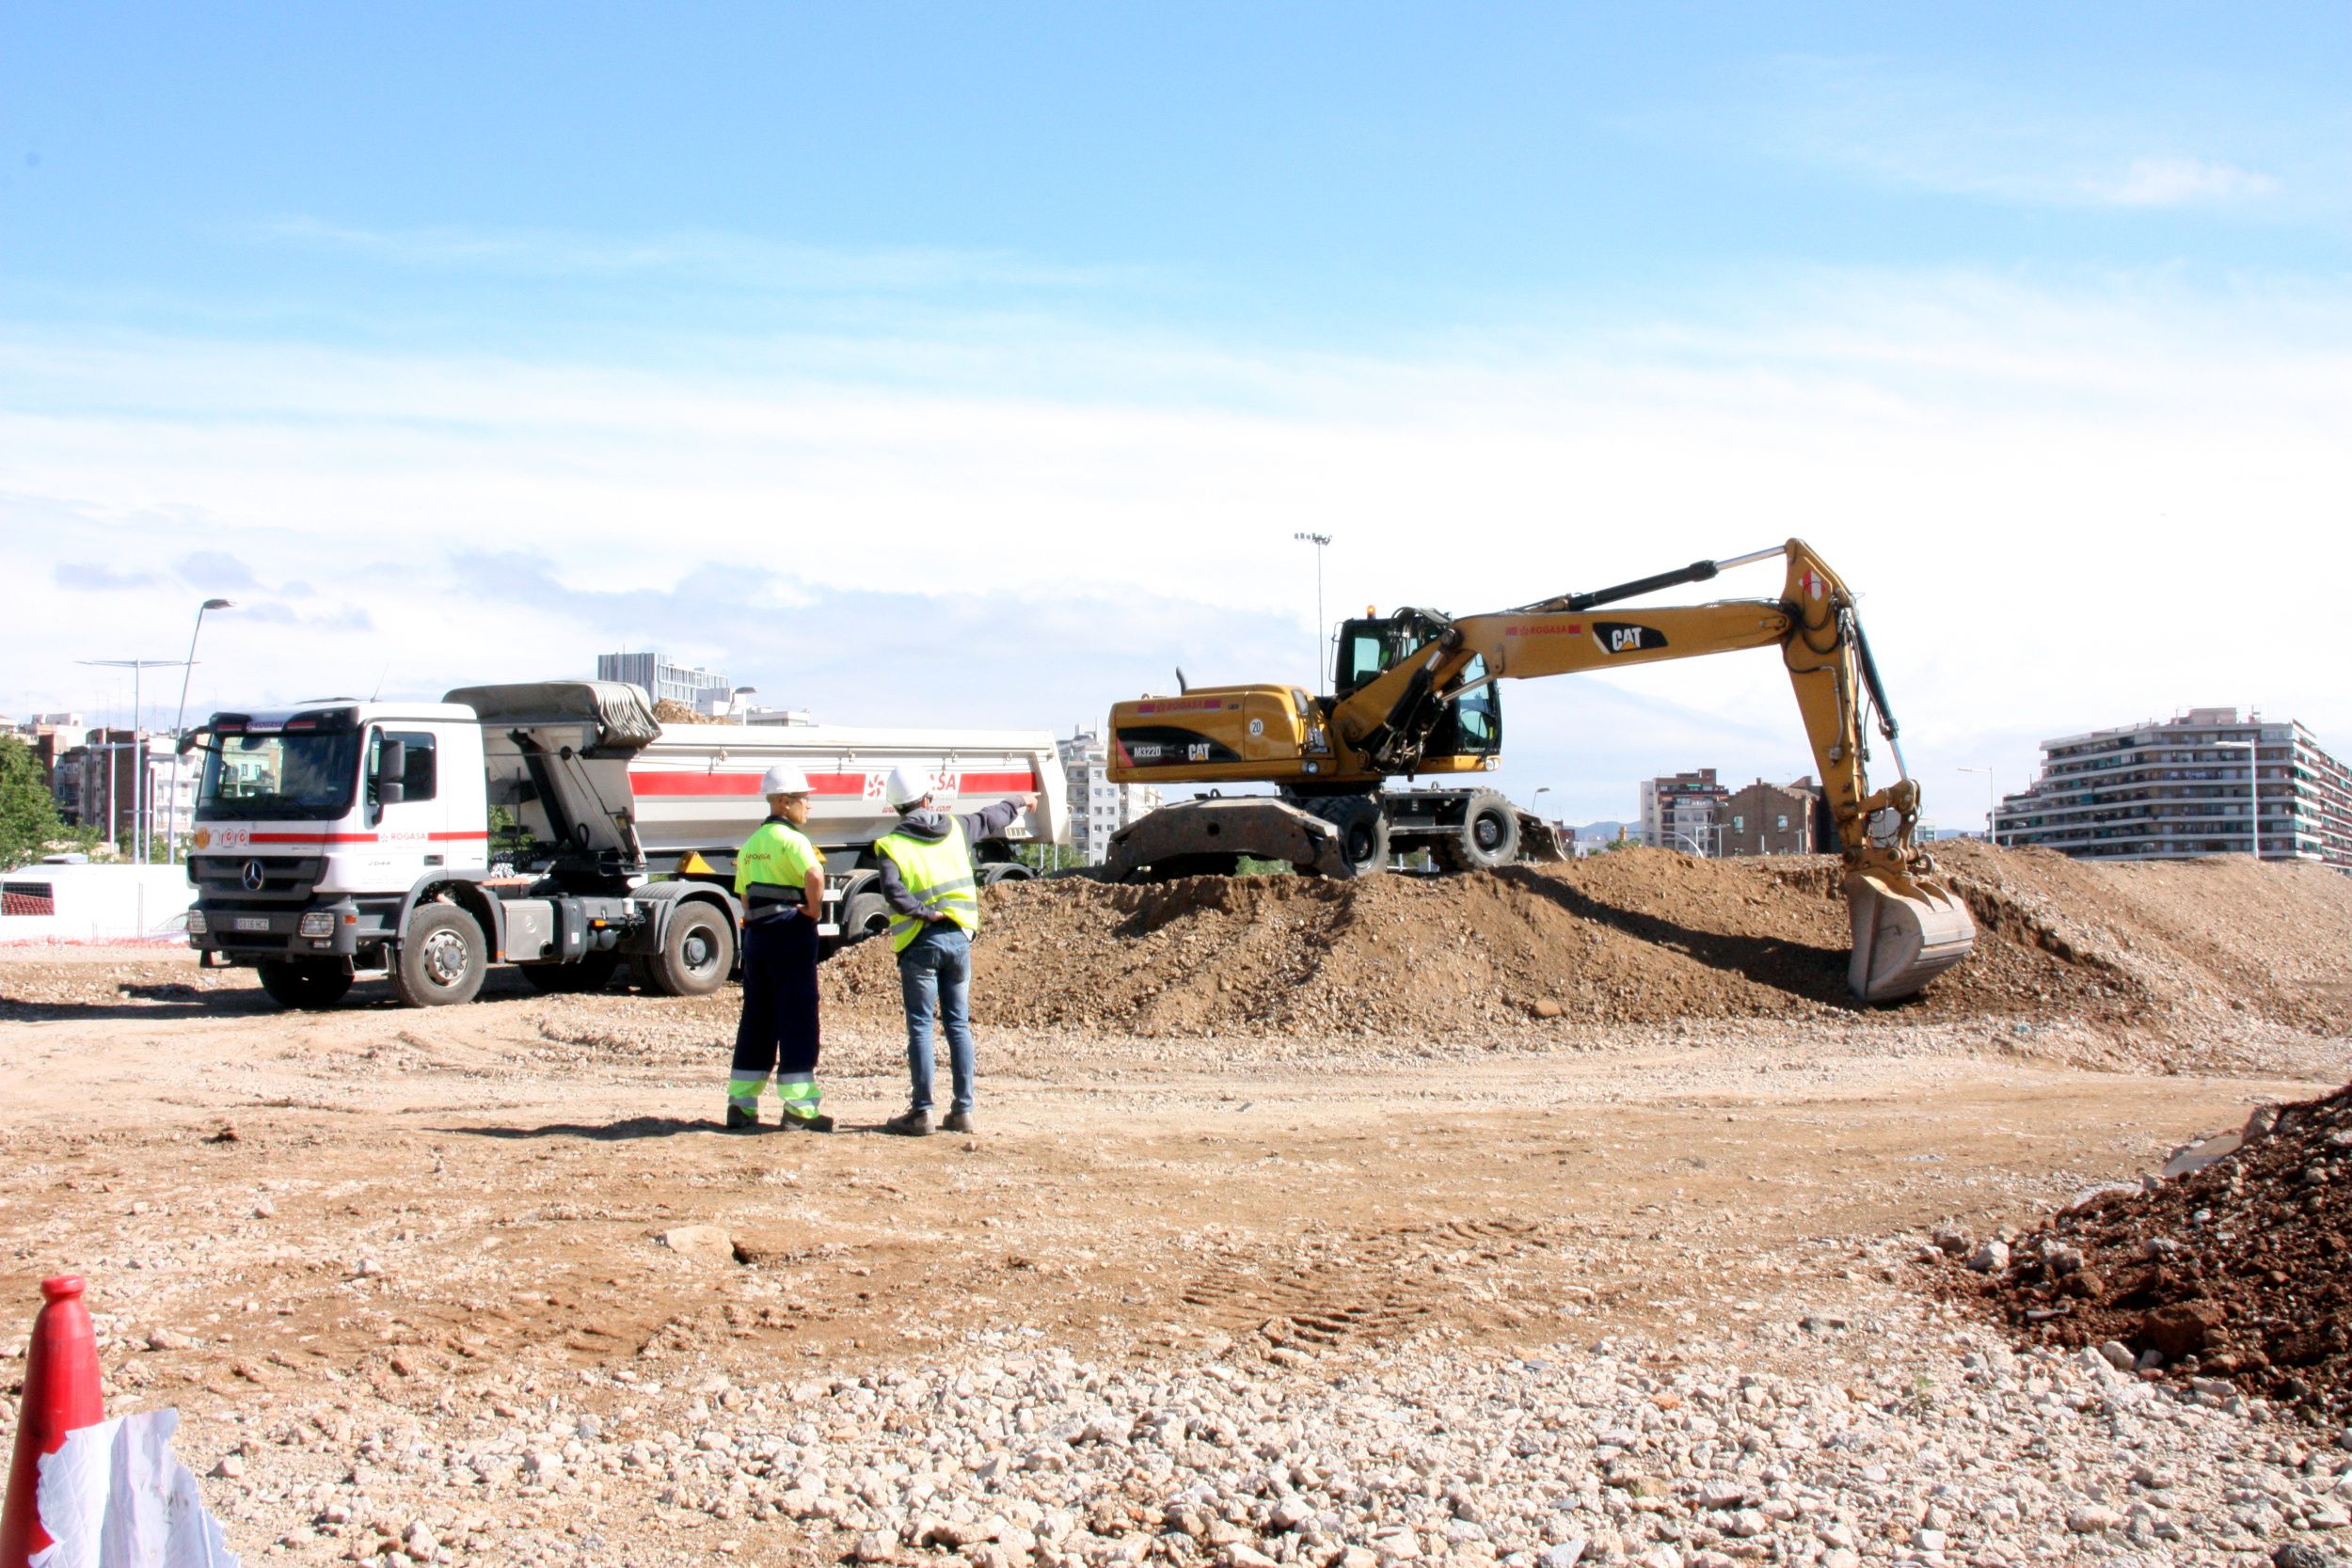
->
xmin=189 ymin=897 xmax=401 ymax=964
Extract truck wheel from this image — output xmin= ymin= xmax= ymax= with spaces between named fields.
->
xmin=979 ymin=862 xmax=1034 ymax=886
xmin=391 ymin=903 xmax=487 ymax=1006
xmin=256 ymin=958 xmax=353 ymax=1010
xmin=519 ymin=951 xmax=622 ymax=993
xmin=1436 ymin=790 xmax=1519 ymax=873
xmin=649 ymin=902 xmax=734 ymax=996
xmin=838 ymin=890 xmax=893 ymax=946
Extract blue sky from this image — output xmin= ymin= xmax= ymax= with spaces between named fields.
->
xmin=6 ymin=4 xmax=2349 ymax=825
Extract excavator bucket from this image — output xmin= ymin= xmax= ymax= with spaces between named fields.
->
xmin=1845 ymin=870 xmax=1977 ymax=1003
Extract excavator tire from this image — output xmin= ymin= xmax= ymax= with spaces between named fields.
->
xmin=1432 ymin=790 xmax=1519 ymax=873
xmin=1845 ymin=870 xmax=1978 ymax=1003
xmin=1304 ymin=794 xmax=1390 ymax=875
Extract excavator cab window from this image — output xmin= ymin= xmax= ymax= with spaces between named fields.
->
xmin=1335 ymin=621 xmax=1396 ymax=696
xmin=1422 ymin=657 xmax=1502 ymax=759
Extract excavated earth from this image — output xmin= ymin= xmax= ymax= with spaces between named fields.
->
xmin=1949 ymin=1080 xmax=2352 ymax=1419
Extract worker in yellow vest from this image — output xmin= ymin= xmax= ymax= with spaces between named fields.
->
xmin=727 ymin=763 xmax=831 ymax=1132
xmin=874 ymin=765 xmax=1036 ymax=1136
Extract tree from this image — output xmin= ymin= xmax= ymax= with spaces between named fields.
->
xmin=0 ymin=737 xmax=69 ymax=871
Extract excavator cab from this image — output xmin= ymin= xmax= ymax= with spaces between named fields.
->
xmin=1332 ymin=613 xmax=1502 ymax=761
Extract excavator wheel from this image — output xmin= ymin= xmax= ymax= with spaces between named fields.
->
xmin=1431 ymin=790 xmax=1519 ymax=873
xmin=1305 ymin=795 xmax=1390 ymax=875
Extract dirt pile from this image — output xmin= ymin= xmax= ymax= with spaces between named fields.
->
xmin=1948 ymin=1081 xmax=2352 ymax=1418
xmin=817 ymin=844 xmax=2352 ymax=1046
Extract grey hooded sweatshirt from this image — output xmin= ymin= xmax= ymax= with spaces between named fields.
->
xmin=875 ymin=800 xmax=1025 ymax=920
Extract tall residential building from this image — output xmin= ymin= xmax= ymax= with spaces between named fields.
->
xmin=1721 ymin=775 xmax=1822 ymax=856
xmin=1999 ymin=708 xmax=2352 ymax=869
xmin=595 ymin=651 xmax=734 ymax=715
xmin=1057 ymin=728 xmax=1164 ymax=865
xmin=1638 ymin=768 xmax=1729 ymax=855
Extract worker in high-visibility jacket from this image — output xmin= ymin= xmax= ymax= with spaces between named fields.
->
xmin=726 ymin=763 xmax=832 ymax=1132
xmin=874 ymin=765 xmax=1037 ymax=1136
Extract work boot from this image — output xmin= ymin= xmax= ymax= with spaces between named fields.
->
xmin=779 ymin=1110 xmax=836 ymax=1133
xmin=882 ymin=1108 xmax=932 ymax=1137
xmin=723 ymin=1104 xmax=760 ymax=1132
xmin=941 ymin=1109 xmax=975 ymax=1134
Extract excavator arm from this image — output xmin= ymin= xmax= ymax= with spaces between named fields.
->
xmin=1327 ymin=540 xmax=1976 ymax=1001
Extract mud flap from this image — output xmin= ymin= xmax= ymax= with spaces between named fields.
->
xmin=1846 ymin=871 xmax=1977 ymax=1003
xmin=1104 ymin=798 xmax=1357 ymax=880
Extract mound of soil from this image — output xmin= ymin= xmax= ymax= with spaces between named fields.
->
xmin=816 ymin=843 xmax=2352 ymax=1047
xmin=1947 ymin=1082 xmax=2352 ymax=1418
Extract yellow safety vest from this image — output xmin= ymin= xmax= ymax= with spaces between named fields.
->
xmin=736 ymin=817 xmax=823 ymax=922
xmin=874 ymin=817 xmax=979 ymax=953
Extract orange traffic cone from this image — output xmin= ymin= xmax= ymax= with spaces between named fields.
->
xmin=0 ymin=1276 xmax=104 ymax=1568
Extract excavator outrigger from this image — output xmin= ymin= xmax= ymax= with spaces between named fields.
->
xmin=1102 ymin=540 xmax=1977 ymax=1003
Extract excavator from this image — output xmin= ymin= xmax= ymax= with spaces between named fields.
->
xmin=1101 ymin=539 xmax=1977 ymax=1003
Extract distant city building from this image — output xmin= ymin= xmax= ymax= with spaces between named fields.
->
xmin=1057 ymin=727 xmax=1164 ymax=865
xmin=1639 ymin=768 xmax=1729 ymax=855
xmin=1721 ymin=775 xmax=1822 ymax=856
xmin=1999 ymin=707 xmax=2352 ymax=869
xmin=741 ymin=705 xmax=815 ymax=727
xmin=595 ymin=651 xmax=735 ymax=715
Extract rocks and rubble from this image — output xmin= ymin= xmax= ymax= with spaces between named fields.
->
xmin=1953 ymin=1080 xmax=2352 ymax=1418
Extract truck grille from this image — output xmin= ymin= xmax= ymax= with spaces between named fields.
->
xmin=192 ymin=855 xmax=325 ymax=908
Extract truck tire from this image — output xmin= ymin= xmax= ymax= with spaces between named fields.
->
xmin=838 ymin=890 xmax=893 ymax=946
xmin=256 ymin=958 xmax=352 ymax=1010
xmin=390 ymin=903 xmax=488 ymax=1006
xmin=647 ymin=901 xmax=734 ymax=997
xmin=518 ymin=951 xmax=622 ymax=994
xmin=979 ymin=862 xmax=1034 ymax=886
xmin=1308 ymin=794 xmax=1390 ymax=875
xmin=1433 ymin=790 xmax=1519 ymax=873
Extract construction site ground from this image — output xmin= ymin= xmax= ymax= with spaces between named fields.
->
xmin=6 ymin=845 xmax=2352 ymax=1567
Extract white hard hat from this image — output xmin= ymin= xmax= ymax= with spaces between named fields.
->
xmin=760 ymin=762 xmax=812 ymax=796
xmin=885 ymin=764 xmax=932 ymax=809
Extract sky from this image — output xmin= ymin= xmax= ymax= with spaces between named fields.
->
xmin=4 ymin=3 xmax=2348 ymax=829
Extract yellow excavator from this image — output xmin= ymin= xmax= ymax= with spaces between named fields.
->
xmin=1102 ymin=539 xmax=1976 ymax=1002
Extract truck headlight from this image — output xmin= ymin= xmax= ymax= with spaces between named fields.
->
xmin=297 ymin=911 xmax=335 ymax=938
xmin=185 ymin=909 xmax=207 ymax=936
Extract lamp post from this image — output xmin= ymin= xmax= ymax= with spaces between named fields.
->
xmin=729 ymin=685 xmax=757 ymax=721
xmin=166 ymin=599 xmax=234 ymax=865
xmin=79 ymin=657 xmax=188 ymax=865
xmin=2212 ymin=737 xmax=2260 ymax=861
xmin=1293 ymin=531 xmax=1331 ymax=691
xmin=1957 ymin=766 xmax=1997 ymax=846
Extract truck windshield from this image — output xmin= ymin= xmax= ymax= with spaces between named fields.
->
xmin=197 ymin=733 xmax=362 ymax=821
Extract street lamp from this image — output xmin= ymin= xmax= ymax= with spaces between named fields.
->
xmin=2211 ymin=737 xmax=2260 ymax=861
xmin=1293 ymin=531 xmax=1331 ymax=691
xmin=728 ymin=685 xmax=757 ymax=720
xmin=79 ymin=656 xmax=191 ymax=865
xmin=1957 ymin=766 xmax=1997 ymax=846
xmin=167 ymin=599 xmax=235 ymax=865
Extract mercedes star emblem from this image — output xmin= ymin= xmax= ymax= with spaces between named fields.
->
xmin=241 ymin=859 xmax=265 ymax=892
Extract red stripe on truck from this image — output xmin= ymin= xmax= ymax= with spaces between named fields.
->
xmin=629 ymin=769 xmax=1039 ymax=798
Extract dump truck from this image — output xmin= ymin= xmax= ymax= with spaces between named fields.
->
xmin=180 ymin=681 xmax=1065 ymax=1007
xmin=1102 ymin=540 xmax=1975 ymax=1003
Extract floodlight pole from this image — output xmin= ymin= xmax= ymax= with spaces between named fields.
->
xmin=1294 ymin=531 xmax=1331 ymax=691
xmin=166 ymin=599 xmax=235 ymax=864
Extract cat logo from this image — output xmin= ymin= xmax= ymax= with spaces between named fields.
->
xmin=1593 ymin=621 xmax=1666 ymax=655
xmin=1187 ymin=741 xmax=1213 ymax=762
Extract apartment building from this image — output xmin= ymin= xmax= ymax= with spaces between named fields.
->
xmin=595 ymin=651 xmax=736 ymax=715
xmin=1638 ymin=768 xmax=1729 ymax=855
xmin=1998 ymin=707 xmax=2352 ymax=869
xmin=1721 ymin=775 xmax=1822 ymax=856
xmin=1057 ymin=728 xmax=1164 ymax=864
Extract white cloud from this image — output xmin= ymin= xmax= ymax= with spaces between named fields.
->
xmin=6 ymin=267 xmax=2350 ymax=825
xmin=1681 ymin=55 xmax=2293 ymax=212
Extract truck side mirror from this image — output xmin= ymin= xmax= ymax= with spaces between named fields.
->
xmin=375 ymin=740 xmax=407 ymax=806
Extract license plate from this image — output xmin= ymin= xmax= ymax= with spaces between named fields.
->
xmin=234 ymin=916 xmax=270 ymax=932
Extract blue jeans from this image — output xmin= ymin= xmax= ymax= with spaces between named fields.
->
xmin=898 ymin=924 xmax=975 ymax=1114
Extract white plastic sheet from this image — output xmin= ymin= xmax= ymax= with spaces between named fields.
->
xmin=31 ymin=1409 xmax=240 ymax=1568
